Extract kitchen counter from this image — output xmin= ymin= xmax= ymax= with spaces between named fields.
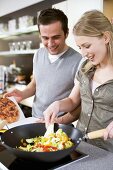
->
xmin=0 ymin=141 xmax=113 ymax=170
xmin=55 ymin=141 xmax=113 ymax=170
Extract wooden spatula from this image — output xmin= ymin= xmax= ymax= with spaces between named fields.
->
xmin=44 ymin=124 xmax=54 ymax=137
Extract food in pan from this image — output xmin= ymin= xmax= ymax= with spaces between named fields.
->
xmin=18 ymin=129 xmax=74 ymax=152
xmin=0 ymin=98 xmax=19 ymax=123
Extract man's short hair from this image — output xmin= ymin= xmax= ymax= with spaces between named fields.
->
xmin=38 ymin=8 xmax=68 ymax=35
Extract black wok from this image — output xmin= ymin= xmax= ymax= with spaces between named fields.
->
xmin=1 ymin=123 xmax=83 ymax=162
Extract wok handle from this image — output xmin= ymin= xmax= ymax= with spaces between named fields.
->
xmin=87 ymin=129 xmax=106 ymax=139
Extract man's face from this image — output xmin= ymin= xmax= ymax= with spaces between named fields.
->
xmin=39 ymin=21 xmax=68 ymax=55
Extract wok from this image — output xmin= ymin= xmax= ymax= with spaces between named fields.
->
xmin=1 ymin=123 xmax=83 ymax=162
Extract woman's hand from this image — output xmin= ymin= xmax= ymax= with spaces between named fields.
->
xmin=104 ymin=121 xmax=113 ymax=140
xmin=43 ymin=101 xmax=60 ymax=128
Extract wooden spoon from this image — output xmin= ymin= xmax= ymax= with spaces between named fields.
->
xmin=44 ymin=124 xmax=54 ymax=137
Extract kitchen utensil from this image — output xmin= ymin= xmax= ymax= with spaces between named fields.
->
xmin=0 ymin=65 xmax=7 ymax=93
xmin=0 ymin=123 xmax=106 ymax=162
xmin=0 ymin=162 xmax=9 ymax=170
xmin=44 ymin=123 xmax=54 ymax=137
xmin=1 ymin=123 xmax=83 ymax=162
xmin=85 ymin=129 xmax=106 ymax=139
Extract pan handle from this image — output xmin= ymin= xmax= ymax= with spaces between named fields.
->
xmin=87 ymin=129 xmax=106 ymax=139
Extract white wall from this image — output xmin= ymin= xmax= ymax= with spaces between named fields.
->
xmin=67 ymin=0 xmax=103 ymax=51
xmin=0 ymin=0 xmax=43 ymax=16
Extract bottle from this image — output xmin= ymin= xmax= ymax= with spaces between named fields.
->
xmin=4 ymin=67 xmax=8 ymax=90
xmin=0 ymin=66 xmax=5 ymax=94
xmin=10 ymin=60 xmax=16 ymax=69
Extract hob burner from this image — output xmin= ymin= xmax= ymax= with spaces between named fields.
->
xmin=8 ymin=149 xmax=88 ymax=170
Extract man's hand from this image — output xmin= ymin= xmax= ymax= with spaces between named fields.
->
xmin=36 ymin=118 xmax=45 ymax=123
xmin=4 ymin=89 xmax=23 ymax=103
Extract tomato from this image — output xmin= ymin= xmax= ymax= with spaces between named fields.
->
xmin=36 ymin=144 xmax=58 ymax=152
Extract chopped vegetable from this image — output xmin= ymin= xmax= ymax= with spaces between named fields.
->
xmin=17 ymin=129 xmax=74 ymax=152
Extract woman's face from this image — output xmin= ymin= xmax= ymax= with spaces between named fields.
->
xmin=75 ymin=35 xmax=108 ymax=66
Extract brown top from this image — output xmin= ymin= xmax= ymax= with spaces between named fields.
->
xmin=76 ymin=59 xmax=113 ymax=152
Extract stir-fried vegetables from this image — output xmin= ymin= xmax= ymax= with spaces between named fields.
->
xmin=17 ymin=129 xmax=74 ymax=152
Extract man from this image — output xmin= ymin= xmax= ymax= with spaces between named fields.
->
xmin=5 ymin=8 xmax=82 ymax=123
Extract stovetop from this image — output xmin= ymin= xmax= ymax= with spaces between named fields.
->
xmin=0 ymin=144 xmax=88 ymax=170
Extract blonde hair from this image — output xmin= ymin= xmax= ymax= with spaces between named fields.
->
xmin=73 ymin=10 xmax=113 ymax=72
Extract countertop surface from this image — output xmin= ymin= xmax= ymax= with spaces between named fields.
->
xmin=55 ymin=141 xmax=113 ymax=170
xmin=0 ymin=141 xmax=113 ymax=170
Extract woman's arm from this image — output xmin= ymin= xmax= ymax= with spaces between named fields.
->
xmin=55 ymin=104 xmax=81 ymax=124
xmin=44 ymin=79 xmax=81 ymax=127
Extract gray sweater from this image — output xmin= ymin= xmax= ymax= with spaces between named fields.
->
xmin=32 ymin=47 xmax=82 ymax=118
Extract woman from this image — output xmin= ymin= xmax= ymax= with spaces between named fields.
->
xmin=43 ymin=10 xmax=113 ymax=152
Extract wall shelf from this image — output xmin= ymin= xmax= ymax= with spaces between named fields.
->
xmin=0 ymin=49 xmax=37 ymax=56
xmin=0 ymin=25 xmax=38 ymax=39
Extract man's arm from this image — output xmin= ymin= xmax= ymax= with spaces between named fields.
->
xmin=21 ymin=76 xmax=36 ymax=99
xmin=4 ymin=76 xmax=36 ymax=102
xmin=55 ymin=104 xmax=81 ymax=124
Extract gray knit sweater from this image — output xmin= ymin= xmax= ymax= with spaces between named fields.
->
xmin=32 ymin=47 xmax=82 ymax=118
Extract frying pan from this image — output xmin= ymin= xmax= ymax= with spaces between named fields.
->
xmin=1 ymin=123 xmax=83 ymax=162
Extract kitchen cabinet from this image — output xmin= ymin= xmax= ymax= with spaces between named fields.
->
xmin=0 ymin=0 xmax=43 ymax=17
xmin=103 ymin=0 xmax=113 ymax=22
xmin=0 ymin=4 xmax=41 ymax=83
xmin=0 ymin=24 xmax=38 ymax=56
xmin=0 ymin=24 xmax=40 ymax=56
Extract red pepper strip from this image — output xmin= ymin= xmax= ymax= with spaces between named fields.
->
xmin=35 ymin=144 xmax=58 ymax=152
